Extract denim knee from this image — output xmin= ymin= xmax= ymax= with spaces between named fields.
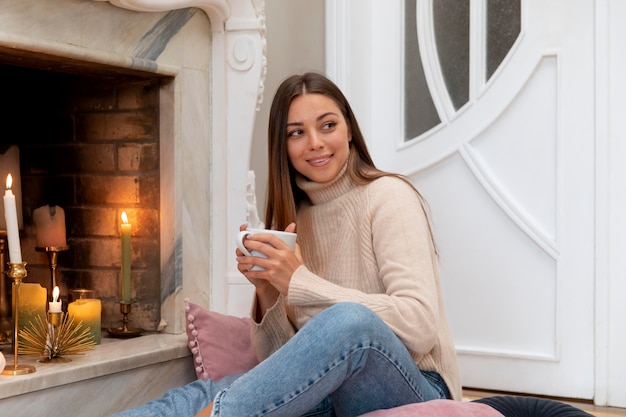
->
xmin=321 ymin=302 xmax=382 ymax=341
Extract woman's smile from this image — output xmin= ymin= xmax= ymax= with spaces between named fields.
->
xmin=307 ymin=154 xmax=332 ymax=166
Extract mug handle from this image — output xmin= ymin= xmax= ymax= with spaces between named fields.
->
xmin=236 ymin=230 xmax=253 ymax=256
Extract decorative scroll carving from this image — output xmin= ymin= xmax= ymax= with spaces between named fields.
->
xmin=252 ymin=0 xmax=267 ymax=110
xmin=228 ymin=35 xmax=256 ymax=71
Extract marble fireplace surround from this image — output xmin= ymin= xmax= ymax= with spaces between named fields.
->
xmin=0 ymin=0 xmax=266 ymax=412
xmin=1 ymin=0 xmax=268 ymax=329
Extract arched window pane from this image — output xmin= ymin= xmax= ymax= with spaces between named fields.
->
xmin=487 ymin=0 xmax=521 ymax=79
xmin=405 ymin=0 xmax=441 ymax=141
xmin=433 ymin=0 xmax=470 ymax=110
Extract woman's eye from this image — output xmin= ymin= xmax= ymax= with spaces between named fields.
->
xmin=322 ymin=121 xmax=336 ymax=130
xmin=288 ymin=129 xmax=303 ymax=137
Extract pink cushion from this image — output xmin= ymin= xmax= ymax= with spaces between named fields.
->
xmin=357 ymin=400 xmax=505 ymax=417
xmin=185 ymin=299 xmax=259 ymax=381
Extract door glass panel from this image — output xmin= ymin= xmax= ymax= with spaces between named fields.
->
xmin=433 ymin=0 xmax=470 ymax=110
xmin=487 ymin=0 xmax=521 ymax=79
xmin=405 ymin=0 xmax=441 ymax=140
xmin=404 ymin=0 xmax=520 ymax=141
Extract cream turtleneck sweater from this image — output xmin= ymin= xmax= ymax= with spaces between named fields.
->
xmin=250 ymin=167 xmax=461 ymax=400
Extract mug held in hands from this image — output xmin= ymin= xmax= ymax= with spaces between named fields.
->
xmin=236 ymin=228 xmax=297 ymax=271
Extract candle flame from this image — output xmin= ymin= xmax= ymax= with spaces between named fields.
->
xmin=5 ymin=173 xmax=12 ymax=189
xmin=121 ymin=211 xmax=129 ymax=224
xmin=53 ymin=286 xmax=60 ymax=302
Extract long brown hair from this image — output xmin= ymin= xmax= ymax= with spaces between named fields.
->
xmin=265 ymin=72 xmax=437 ymax=251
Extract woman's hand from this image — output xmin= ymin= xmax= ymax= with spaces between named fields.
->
xmin=236 ymin=224 xmax=272 ymax=291
xmin=236 ymin=222 xmax=302 ymax=296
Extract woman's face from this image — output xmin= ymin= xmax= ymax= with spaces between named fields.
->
xmin=286 ymin=93 xmax=351 ymax=183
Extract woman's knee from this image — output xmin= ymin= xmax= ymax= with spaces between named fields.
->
xmin=321 ymin=302 xmax=384 ymax=339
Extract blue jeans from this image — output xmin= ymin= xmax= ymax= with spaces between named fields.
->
xmin=110 ymin=302 xmax=449 ymax=417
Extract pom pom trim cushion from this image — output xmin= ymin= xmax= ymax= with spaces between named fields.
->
xmin=184 ymin=298 xmax=259 ymax=381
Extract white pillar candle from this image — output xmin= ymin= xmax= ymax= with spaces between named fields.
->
xmin=33 ymin=205 xmax=67 ymax=247
xmin=3 ymin=174 xmax=21 ymax=263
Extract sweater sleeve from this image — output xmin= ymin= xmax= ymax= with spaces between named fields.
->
xmin=287 ymin=177 xmax=441 ymax=355
xmin=249 ymin=294 xmax=297 ymax=361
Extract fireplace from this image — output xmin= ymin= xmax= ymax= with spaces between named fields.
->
xmin=0 ymin=0 xmax=267 ymax=334
xmin=0 ymin=1 xmax=266 ymax=414
xmin=0 ymin=63 xmax=165 ymax=331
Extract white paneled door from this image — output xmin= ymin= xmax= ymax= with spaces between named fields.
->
xmin=327 ymin=0 xmax=595 ymax=399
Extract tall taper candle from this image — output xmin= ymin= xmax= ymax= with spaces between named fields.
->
xmin=120 ymin=212 xmax=131 ymax=304
xmin=3 ymin=174 xmax=21 ymax=263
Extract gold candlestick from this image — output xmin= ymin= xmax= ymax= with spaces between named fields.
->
xmin=2 ymin=262 xmax=36 ymax=375
xmin=35 ymin=245 xmax=70 ymax=290
xmin=107 ymin=302 xmax=143 ymax=338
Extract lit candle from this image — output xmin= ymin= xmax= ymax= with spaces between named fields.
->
xmin=33 ymin=205 xmax=67 ymax=247
xmin=0 ymin=146 xmax=22 ymax=231
xmin=68 ymin=298 xmax=102 ymax=344
xmin=49 ymin=286 xmax=62 ymax=313
xmin=3 ymin=174 xmax=21 ymax=263
xmin=4 ymin=174 xmax=22 ymax=264
xmin=120 ymin=211 xmax=131 ymax=304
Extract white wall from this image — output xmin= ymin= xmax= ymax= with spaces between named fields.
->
xmin=603 ymin=0 xmax=626 ymax=407
xmin=249 ymin=0 xmax=326 ymax=220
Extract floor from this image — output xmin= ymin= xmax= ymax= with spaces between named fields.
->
xmin=463 ymin=389 xmax=626 ymax=417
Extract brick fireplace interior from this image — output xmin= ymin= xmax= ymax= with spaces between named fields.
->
xmin=0 ymin=55 xmax=170 ymax=331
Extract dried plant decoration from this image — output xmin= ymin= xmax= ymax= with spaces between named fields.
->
xmin=19 ymin=313 xmax=95 ymax=362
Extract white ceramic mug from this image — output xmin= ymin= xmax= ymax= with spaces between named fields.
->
xmin=236 ymin=228 xmax=297 ymax=271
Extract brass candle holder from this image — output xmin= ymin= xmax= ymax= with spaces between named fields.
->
xmin=107 ymin=302 xmax=143 ymax=338
xmin=2 ymin=262 xmax=36 ymax=376
xmin=35 ymin=245 xmax=70 ymax=290
xmin=40 ymin=311 xmax=70 ymax=363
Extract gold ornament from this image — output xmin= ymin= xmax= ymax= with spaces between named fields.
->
xmin=18 ymin=313 xmax=95 ymax=362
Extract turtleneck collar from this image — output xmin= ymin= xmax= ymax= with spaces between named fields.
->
xmin=295 ymin=162 xmax=355 ymax=205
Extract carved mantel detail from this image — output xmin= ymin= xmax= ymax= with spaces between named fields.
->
xmin=93 ymin=0 xmax=267 ymax=106
xmin=95 ymin=0 xmax=231 ymax=29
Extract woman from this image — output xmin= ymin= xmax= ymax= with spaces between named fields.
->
xmin=208 ymin=72 xmax=460 ymax=416
xmin=112 ymin=72 xmax=460 ymax=417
